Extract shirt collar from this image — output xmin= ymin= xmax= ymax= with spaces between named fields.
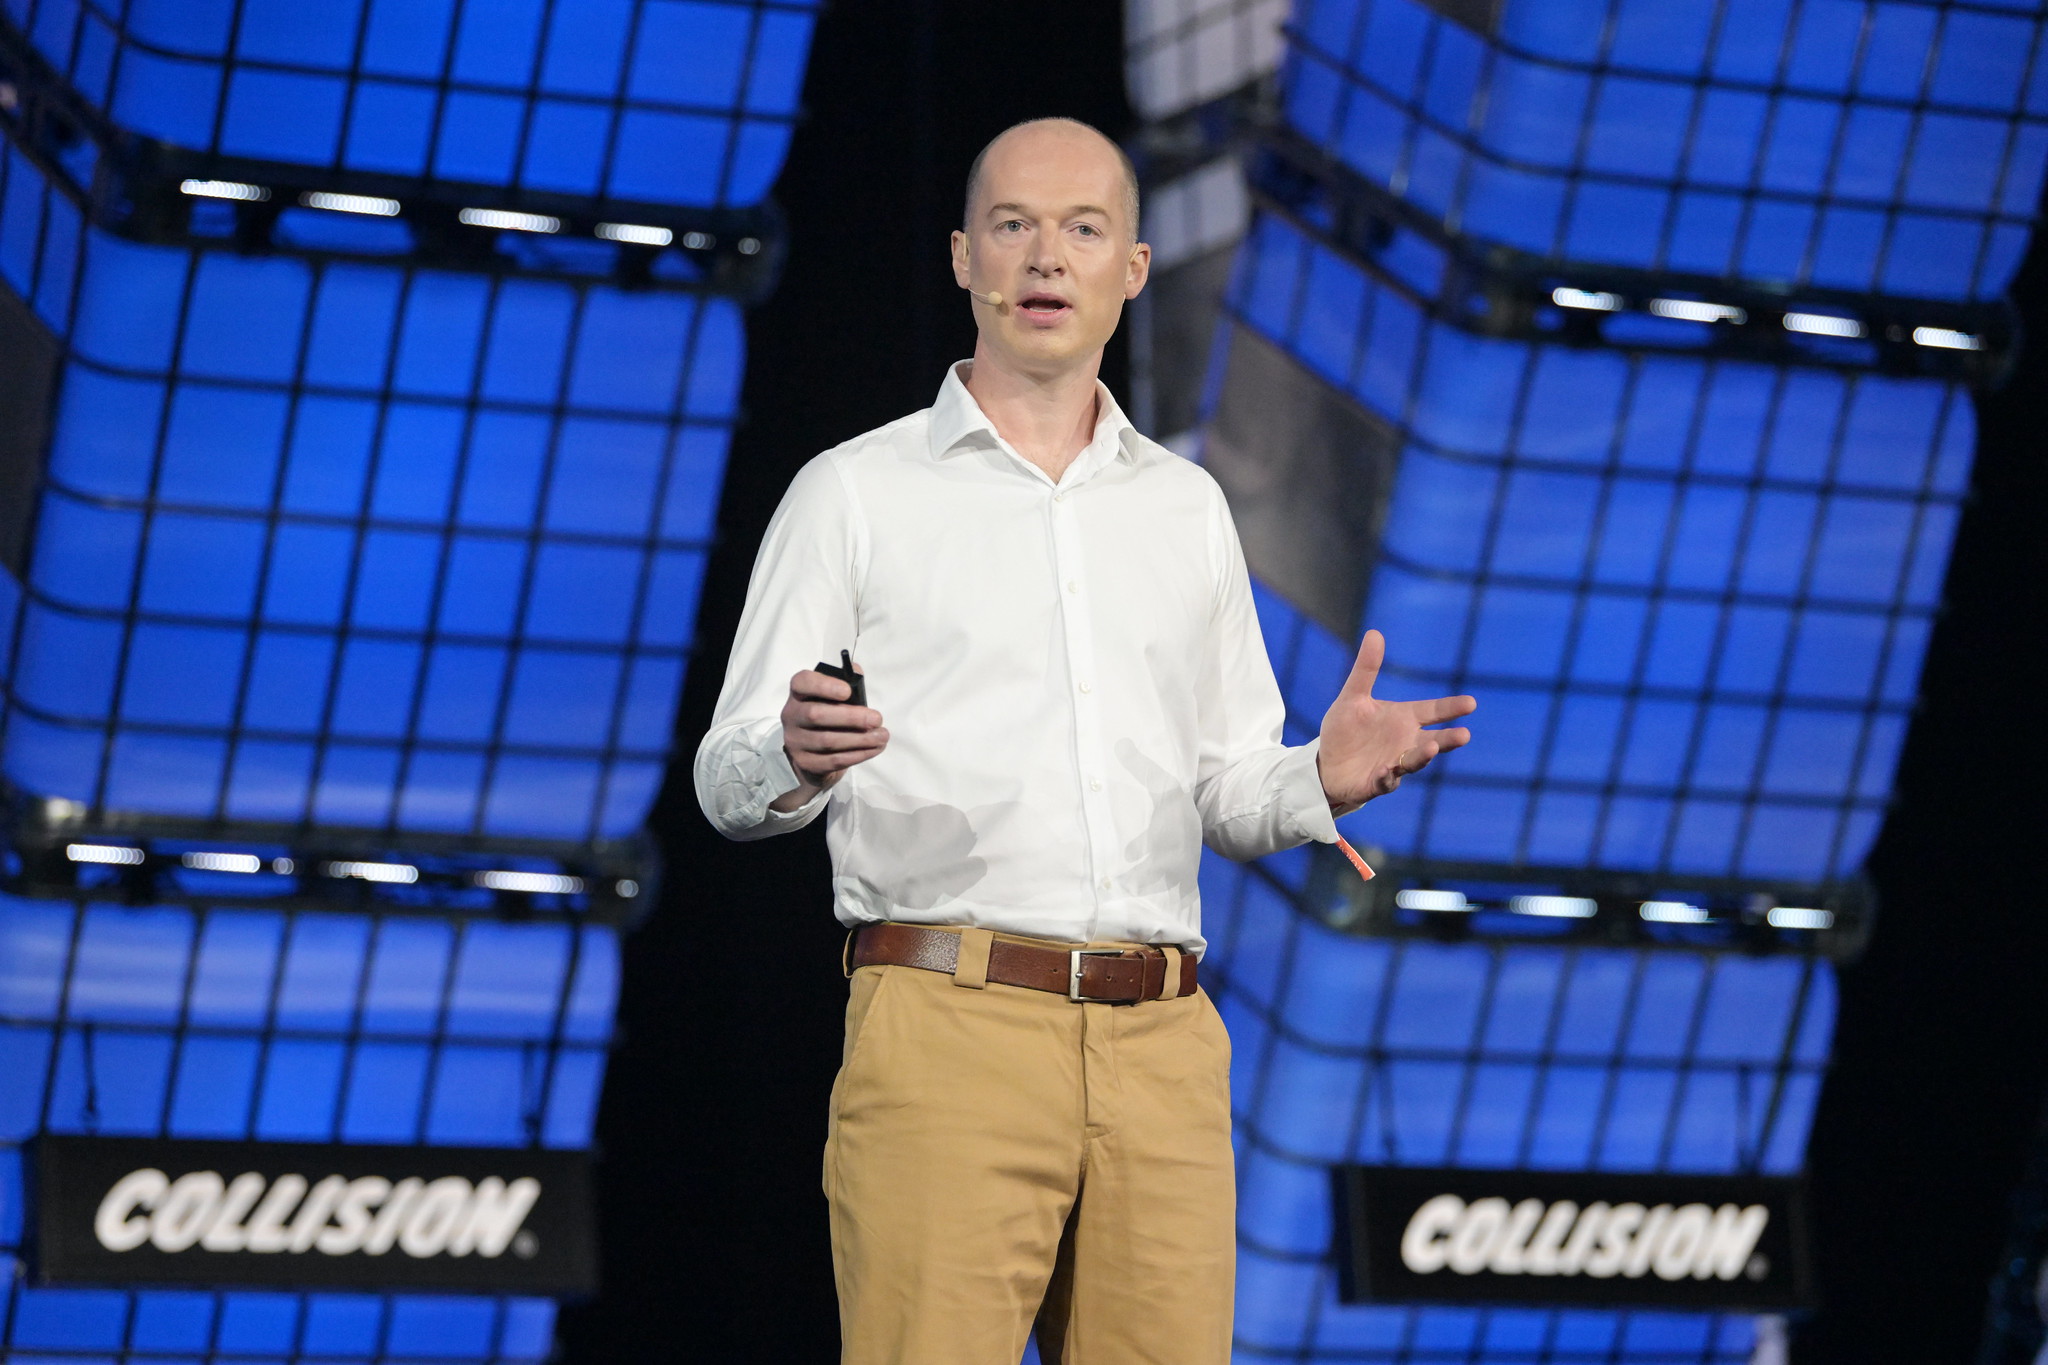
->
xmin=927 ymin=361 xmax=1141 ymax=476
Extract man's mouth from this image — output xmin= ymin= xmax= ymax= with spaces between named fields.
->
xmin=1017 ymin=293 xmax=1071 ymax=317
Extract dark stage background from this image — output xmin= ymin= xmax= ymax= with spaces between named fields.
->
xmin=555 ymin=3 xmax=1128 ymax=1360
xmin=558 ymin=3 xmax=2048 ymax=1361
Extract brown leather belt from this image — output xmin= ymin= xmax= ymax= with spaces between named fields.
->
xmin=849 ymin=923 xmax=1197 ymax=1004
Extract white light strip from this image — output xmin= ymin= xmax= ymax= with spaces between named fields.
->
xmin=458 ymin=207 xmax=561 ymax=234
xmin=1783 ymin=311 xmax=1863 ymax=338
xmin=1394 ymin=888 xmax=1470 ymax=912
xmin=1511 ymin=895 xmax=1597 ymax=919
xmin=301 ymin=190 xmax=400 ymax=217
xmin=1649 ymin=297 xmax=1747 ymax=325
xmin=327 ymin=860 xmax=419 ymax=884
xmin=1767 ymin=905 xmax=1834 ymax=930
xmin=1551 ymin=286 xmax=1621 ymax=312
xmin=1912 ymin=326 xmax=1981 ymax=351
xmin=182 ymin=851 xmax=263 ymax=874
xmin=1640 ymin=900 xmax=1711 ymax=924
xmin=737 ymin=236 xmax=762 ymax=255
xmin=616 ymin=879 xmax=641 ymax=898
xmin=596 ymin=221 xmax=672 ymax=246
xmin=67 ymin=843 xmax=144 ymax=865
xmin=477 ymin=870 xmax=585 ymax=895
xmin=180 ymin=178 xmax=269 ymax=202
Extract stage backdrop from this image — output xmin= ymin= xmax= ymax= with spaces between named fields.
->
xmin=0 ymin=2 xmax=818 ymax=1361
xmin=1124 ymin=0 xmax=2048 ymax=1360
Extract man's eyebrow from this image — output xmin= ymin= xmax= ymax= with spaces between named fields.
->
xmin=983 ymin=202 xmax=1113 ymax=219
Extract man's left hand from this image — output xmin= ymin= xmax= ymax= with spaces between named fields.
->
xmin=1316 ymin=629 xmax=1476 ymax=815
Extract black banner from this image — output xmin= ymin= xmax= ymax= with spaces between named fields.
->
xmin=1334 ymin=1165 xmax=1809 ymax=1310
xmin=30 ymin=1136 xmax=597 ymax=1296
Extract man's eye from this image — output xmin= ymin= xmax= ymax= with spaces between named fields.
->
xmin=1076 ymin=224 xmax=1100 ymax=237
xmin=997 ymin=220 xmax=1024 ymax=232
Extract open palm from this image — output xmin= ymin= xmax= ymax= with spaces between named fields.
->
xmin=1317 ymin=630 xmax=1477 ymax=814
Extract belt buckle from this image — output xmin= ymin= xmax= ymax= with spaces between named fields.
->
xmin=1068 ymin=948 xmax=1126 ymax=1002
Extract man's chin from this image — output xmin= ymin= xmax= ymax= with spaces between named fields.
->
xmin=982 ymin=327 xmax=1105 ymax=372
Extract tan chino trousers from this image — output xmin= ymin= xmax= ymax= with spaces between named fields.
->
xmin=824 ymin=930 xmax=1236 ymax=1364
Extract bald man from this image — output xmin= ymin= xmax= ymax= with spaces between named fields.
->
xmin=697 ymin=118 xmax=1475 ymax=1364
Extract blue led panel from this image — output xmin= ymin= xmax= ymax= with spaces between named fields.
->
xmin=0 ymin=890 xmax=617 ymax=1362
xmin=1284 ymin=0 xmax=2048 ymax=301
xmin=1169 ymin=0 xmax=2034 ymax=1354
xmin=1225 ymin=212 xmax=1963 ymax=883
xmin=0 ymin=144 xmax=733 ymax=841
xmin=4 ymin=0 xmax=819 ymax=209
xmin=1198 ymin=851 xmax=1834 ymax=1361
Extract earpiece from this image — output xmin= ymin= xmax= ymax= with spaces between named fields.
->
xmin=959 ymin=236 xmax=1004 ymax=307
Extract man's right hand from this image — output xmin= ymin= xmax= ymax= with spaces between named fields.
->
xmin=770 ymin=668 xmax=889 ymax=811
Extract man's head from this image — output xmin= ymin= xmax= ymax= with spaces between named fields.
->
xmin=951 ymin=119 xmax=1150 ymax=378
xmin=962 ymin=119 xmax=1141 ymax=241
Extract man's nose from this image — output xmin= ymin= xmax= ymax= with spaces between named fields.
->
xmin=1027 ymin=231 xmax=1064 ymax=275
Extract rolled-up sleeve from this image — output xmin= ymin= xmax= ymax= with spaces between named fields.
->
xmin=1191 ymin=488 xmax=1339 ymax=861
xmin=694 ymin=453 xmax=862 ymax=840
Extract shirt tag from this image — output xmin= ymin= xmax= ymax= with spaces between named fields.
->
xmin=1336 ymin=836 xmax=1376 ymax=882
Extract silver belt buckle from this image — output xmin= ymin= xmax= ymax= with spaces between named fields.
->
xmin=1068 ymin=948 xmax=1124 ymax=1002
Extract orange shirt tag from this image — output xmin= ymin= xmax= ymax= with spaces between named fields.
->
xmin=1336 ymin=835 xmax=1375 ymax=881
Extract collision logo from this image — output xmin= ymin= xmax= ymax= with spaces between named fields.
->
xmin=1398 ymin=1194 xmax=1769 ymax=1282
xmin=1334 ymin=1165 xmax=1807 ymax=1309
xmin=93 ymin=1167 xmax=543 ymax=1260
xmin=31 ymin=1137 xmax=597 ymax=1294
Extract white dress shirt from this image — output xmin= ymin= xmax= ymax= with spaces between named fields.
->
xmin=694 ymin=363 xmax=1337 ymax=952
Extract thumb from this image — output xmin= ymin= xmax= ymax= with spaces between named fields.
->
xmin=1338 ymin=629 xmax=1385 ymax=702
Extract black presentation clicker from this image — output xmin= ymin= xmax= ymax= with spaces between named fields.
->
xmin=816 ymin=649 xmax=865 ymax=708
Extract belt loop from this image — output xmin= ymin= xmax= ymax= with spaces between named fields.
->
xmin=842 ymin=928 xmax=859 ymax=979
xmin=953 ymin=928 xmax=993 ymax=989
xmin=1158 ymin=946 xmax=1183 ymax=1001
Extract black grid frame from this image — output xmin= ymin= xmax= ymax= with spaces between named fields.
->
xmin=0 ymin=137 xmax=738 ymax=861
xmin=0 ymin=892 xmax=616 ymax=1361
xmin=1281 ymin=0 xmax=2048 ymax=302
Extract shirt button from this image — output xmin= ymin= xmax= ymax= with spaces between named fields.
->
xmin=1053 ymin=491 xmax=1066 ymax=503
xmin=1066 ymin=580 xmax=1079 ymax=594
xmin=1078 ymin=682 xmax=1092 ymax=694
xmin=1090 ymin=779 xmax=1103 ymax=792
xmin=1099 ymin=878 xmax=1112 ymax=890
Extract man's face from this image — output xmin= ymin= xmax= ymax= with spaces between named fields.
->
xmin=950 ymin=125 xmax=1149 ymax=375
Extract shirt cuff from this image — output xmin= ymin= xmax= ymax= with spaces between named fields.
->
xmin=759 ymin=740 xmax=831 ymax=827
xmin=1280 ymin=738 xmax=1339 ymax=845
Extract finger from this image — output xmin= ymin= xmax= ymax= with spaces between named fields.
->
xmin=1336 ymin=628 xmax=1386 ymax=702
xmin=1394 ymin=740 xmax=1440 ymax=776
xmin=792 ymin=727 xmax=890 ymax=755
xmin=790 ymin=731 xmax=888 ymax=767
xmin=795 ymin=701 xmax=882 ymax=731
xmin=1423 ymin=726 xmax=1473 ymax=753
xmin=789 ymin=669 xmax=852 ymax=703
xmin=801 ymin=743 xmax=888 ymax=773
xmin=1410 ymin=693 xmax=1478 ymax=724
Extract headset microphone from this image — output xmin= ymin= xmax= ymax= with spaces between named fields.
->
xmin=969 ymin=289 xmax=1006 ymax=307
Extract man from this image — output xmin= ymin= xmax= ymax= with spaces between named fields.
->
xmin=696 ymin=118 xmax=1476 ymax=1364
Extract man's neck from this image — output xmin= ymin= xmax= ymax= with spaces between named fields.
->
xmin=962 ymin=343 xmax=1103 ymax=483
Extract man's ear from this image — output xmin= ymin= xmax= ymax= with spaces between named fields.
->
xmin=1123 ymin=240 xmax=1152 ymax=300
xmin=951 ymin=228 xmax=972 ymax=288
